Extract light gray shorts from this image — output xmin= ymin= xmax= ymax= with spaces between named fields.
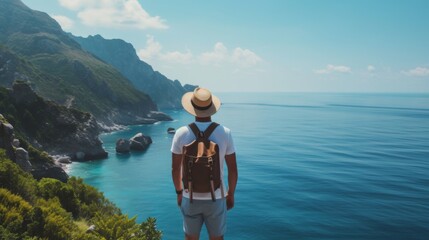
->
xmin=180 ymin=197 xmax=227 ymax=237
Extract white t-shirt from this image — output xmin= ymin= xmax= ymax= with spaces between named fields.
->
xmin=171 ymin=121 xmax=235 ymax=200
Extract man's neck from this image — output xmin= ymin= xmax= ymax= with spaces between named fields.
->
xmin=195 ymin=117 xmax=211 ymax=122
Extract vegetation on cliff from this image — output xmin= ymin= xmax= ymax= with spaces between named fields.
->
xmin=0 ymin=0 xmax=158 ymax=125
xmin=0 ymin=1 xmax=167 ymax=238
xmin=0 ymin=82 xmax=106 ymax=160
xmin=72 ymin=34 xmax=196 ymax=109
xmin=0 ymin=150 xmax=162 ymax=239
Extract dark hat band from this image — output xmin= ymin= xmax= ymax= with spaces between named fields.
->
xmin=191 ymin=100 xmax=213 ymax=111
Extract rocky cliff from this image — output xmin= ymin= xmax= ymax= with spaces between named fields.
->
xmin=0 ymin=0 xmax=164 ymax=126
xmin=0 ymin=82 xmax=107 ymax=161
xmin=0 ymin=113 xmax=68 ymax=182
xmin=72 ymin=34 xmax=198 ymax=109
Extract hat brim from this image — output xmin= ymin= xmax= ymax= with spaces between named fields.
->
xmin=181 ymin=92 xmax=221 ymax=117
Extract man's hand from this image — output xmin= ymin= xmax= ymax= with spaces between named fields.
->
xmin=172 ymin=153 xmax=183 ymax=207
xmin=225 ymin=153 xmax=237 ymax=211
xmin=177 ymin=193 xmax=183 ymax=207
xmin=226 ymin=194 xmax=234 ymax=210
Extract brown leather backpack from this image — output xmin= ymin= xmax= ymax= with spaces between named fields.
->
xmin=182 ymin=122 xmax=223 ymax=202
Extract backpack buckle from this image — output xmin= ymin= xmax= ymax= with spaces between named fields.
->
xmin=188 ymin=160 xmax=193 ymax=168
xmin=207 ymin=157 xmax=213 ymax=165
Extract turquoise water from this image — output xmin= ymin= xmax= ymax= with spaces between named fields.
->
xmin=69 ymin=93 xmax=429 ymax=240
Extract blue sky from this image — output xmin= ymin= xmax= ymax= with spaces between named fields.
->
xmin=22 ymin=0 xmax=429 ymax=92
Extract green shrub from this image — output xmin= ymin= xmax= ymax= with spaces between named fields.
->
xmin=0 ymin=151 xmax=161 ymax=239
xmin=26 ymin=207 xmax=44 ymax=238
xmin=0 ymin=188 xmax=33 ymax=237
xmin=139 ymin=217 xmax=162 ymax=240
xmin=90 ymin=213 xmax=162 ymax=240
xmin=67 ymin=177 xmax=119 ymax=218
xmin=0 ymin=151 xmax=37 ymax=202
xmin=37 ymin=178 xmax=80 ymax=218
xmin=92 ymin=213 xmax=141 ymax=240
xmin=0 ymin=225 xmax=20 ymax=240
xmin=36 ymin=198 xmax=76 ymax=240
xmin=16 ymin=137 xmax=53 ymax=164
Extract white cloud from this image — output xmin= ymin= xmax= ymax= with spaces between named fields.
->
xmin=137 ymin=35 xmax=192 ymax=64
xmin=58 ymin=0 xmax=98 ymax=10
xmin=58 ymin=0 xmax=168 ymax=29
xmin=315 ymin=64 xmax=351 ymax=74
xmin=402 ymin=67 xmax=429 ymax=77
xmin=199 ymin=42 xmax=228 ymax=65
xmin=137 ymin=37 xmax=262 ymax=68
xmin=232 ymin=48 xmax=262 ymax=67
xmin=160 ymin=51 xmax=193 ymax=64
xmin=367 ymin=65 xmax=375 ymax=72
xmin=137 ymin=35 xmax=162 ymax=61
xmin=51 ymin=15 xmax=74 ymax=30
xmin=199 ymin=42 xmax=262 ymax=67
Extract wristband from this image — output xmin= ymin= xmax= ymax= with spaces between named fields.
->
xmin=176 ymin=189 xmax=183 ymax=195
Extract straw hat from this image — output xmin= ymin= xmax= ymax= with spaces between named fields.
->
xmin=181 ymin=87 xmax=221 ymax=117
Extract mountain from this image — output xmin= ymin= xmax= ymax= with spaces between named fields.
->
xmin=0 ymin=0 xmax=163 ymax=126
xmin=72 ymin=34 xmax=197 ymax=109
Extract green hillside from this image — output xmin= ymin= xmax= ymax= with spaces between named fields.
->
xmin=0 ymin=0 xmax=159 ymax=126
xmin=0 ymin=150 xmax=162 ymax=239
xmin=72 ymin=34 xmax=195 ymax=109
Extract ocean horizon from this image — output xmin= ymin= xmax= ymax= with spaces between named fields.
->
xmin=69 ymin=92 xmax=429 ymax=240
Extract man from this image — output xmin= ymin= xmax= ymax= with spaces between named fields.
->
xmin=171 ymin=87 xmax=238 ymax=240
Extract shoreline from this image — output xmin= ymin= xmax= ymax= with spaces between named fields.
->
xmin=51 ymin=155 xmax=73 ymax=174
xmin=58 ymin=109 xmax=178 ymax=176
xmin=54 ymin=120 xmax=160 ymax=175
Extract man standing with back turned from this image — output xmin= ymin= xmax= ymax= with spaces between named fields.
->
xmin=171 ymin=87 xmax=238 ymax=240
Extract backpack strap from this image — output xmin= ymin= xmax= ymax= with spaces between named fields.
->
xmin=204 ymin=122 xmax=219 ymax=202
xmin=188 ymin=122 xmax=219 ymax=140
xmin=204 ymin=122 xmax=219 ymax=139
xmin=188 ymin=123 xmax=201 ymax=138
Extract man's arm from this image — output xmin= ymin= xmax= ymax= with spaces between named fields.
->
xmin=225 ymin=153 xmax=237 ymax=210
xmin=172 ymin=153 xmax=183 ymax=206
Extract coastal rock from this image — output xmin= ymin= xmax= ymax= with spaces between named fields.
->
xmin=0 ymin=115 xmax=16 ymax=160
xmin=4 ymin=82 xmax=109 ymax=161
xmin=116 ymin=138 xmax=130 ymax=153
xmin=2 ymin=123 xmax=14 ymax=138
xmin=0 ymin=113 xmax=69 ymax=182
xmin=167 ymin=127 xmax=176 ymax=134
xmin=12 ymin=138 xmax=20 ymax=147
xmin=133 ymin=117 xmax=159 ymax=125
xmin=84 ymin=151 xmax=108 ymax=160
xmin=129 ymin=133 xmax=152 ymax=151
xmin=54 ymin=112 xmax=108 ymax=161
xmin=148 ymin=111 xmax=173 ymax=121
xmin=57 ymin=156 xmax=72 ymax=164
xmin=15 ymin=147 xmax=32 ymax=172
xmin=31 ymin=163 xmax=68 ymax=183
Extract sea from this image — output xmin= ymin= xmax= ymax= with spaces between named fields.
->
xmin=69 ymin=93 xmax=429 ymax=240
